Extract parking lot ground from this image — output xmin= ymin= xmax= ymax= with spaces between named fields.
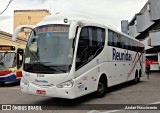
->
xmin=0 ymin=72 xmax=160 ymax=113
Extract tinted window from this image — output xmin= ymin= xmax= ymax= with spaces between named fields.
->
xmin=128 ymin=39 xmax=132 ymax=50
xmin=76 ymin=26 xmax=105 ymax=70
xmin=108 ymin=29 xmax=144 ymax=52
xmin=108 ymin=30 xmax=113 ymax=46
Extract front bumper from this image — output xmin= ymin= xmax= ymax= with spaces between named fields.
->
xmin=0 ymin=74 xmax=20 ymax=82
xmin=20 ymin=80 xmax=76 ymax=99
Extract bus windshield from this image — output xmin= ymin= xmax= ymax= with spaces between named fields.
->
xmin=0 ymin=52 xmax=16 ymax=68
xmin=24 ymin=25 xmax=74 ymax=74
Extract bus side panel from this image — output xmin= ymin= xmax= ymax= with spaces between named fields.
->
xmin=126 ymin=51 xmax=137 ymax=81
xmin=127 ymin=51 xmax=145 ymax=81
xmin=75 ymin=65 xmax=99 ymax=98
xmin=75 ymin=45 xmax=108 ymax=97
xmin=106 ymin=47 xmax=144 ymax=85
xmin=107 ymin=47 xmax=132 ymax=85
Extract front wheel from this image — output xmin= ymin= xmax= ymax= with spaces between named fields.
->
xmin=94 ymin=78 xmax=107 ymax=98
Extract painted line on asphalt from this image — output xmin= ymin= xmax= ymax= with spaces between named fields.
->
xmin=150 ymin=101 xmax=160 ymax=104
xmin=87 ymin=110 xmax=101 ymax=113
xmin=86 ymin=106 xmax=125 ymax=113
xmin=87 ymin=101 xmax=160 ymax=113
xmin=111 ymin=90 xmax=131 ymax=94
xmin=102 ymin=110 xmax=122 ymax=113
xmin=87 ymin=110 xmax=122 ymax=113
xmin=87 ymin=90 xmax=132 ymax=113
xmin=102 ymin=101 xmax=160 ymax=113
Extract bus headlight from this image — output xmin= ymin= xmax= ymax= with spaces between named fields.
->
xmin=57 ymin=80 xmax=74 ymax=88
xmin=21 ymin=77 xmax=29 ymax=85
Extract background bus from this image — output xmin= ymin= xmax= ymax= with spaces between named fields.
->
xmin=0 ymin=45 xmax=24 ymax=85
xmin=146 ymin=54 xmax=159 ymax=71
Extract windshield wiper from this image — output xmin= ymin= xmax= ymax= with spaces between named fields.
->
xmin=25 ymin=62 xmax=68 ymax=73
xmin=31 ymin=61 xmax=51 ymax=64
xmin=43 ymin=65 xmax=66 ymax=73
xmin=24 ymin=63 xmax=57 ymax=72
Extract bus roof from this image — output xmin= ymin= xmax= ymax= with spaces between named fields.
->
xmin=37 ymin=12 xmax=144 ymax=47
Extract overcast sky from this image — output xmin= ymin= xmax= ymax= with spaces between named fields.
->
xmin=0 ymin=0 xmax=148 ymax=34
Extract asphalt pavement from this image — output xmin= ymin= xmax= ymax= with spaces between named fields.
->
xmin=0 ymin=72 xmax=160 ymax=113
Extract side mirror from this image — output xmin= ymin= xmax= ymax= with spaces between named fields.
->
xmin=12 ymin=25 xmax=35 ymax=41
xmin=69 ymin=21 xmax=78 ymax=39
xmin=17 ymin=49 xmax=24 ymax=69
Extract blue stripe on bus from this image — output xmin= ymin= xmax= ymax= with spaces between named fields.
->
xmin=0 ymin=74 xmax=20 ymax=82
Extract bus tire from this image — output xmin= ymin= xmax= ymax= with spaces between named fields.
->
xmin=0 ymin=82 xmax=5 ymax=86
xmin=138 ymin=70 xmax=141 ymax=82
xmin=94 ymin=76 xmax=107 ymax=98
xmin=134 ymin=71 xmax=138 ymax=84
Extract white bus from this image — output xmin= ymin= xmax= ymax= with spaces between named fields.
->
xmin=12 ymin=13 xmax=145 ymax=99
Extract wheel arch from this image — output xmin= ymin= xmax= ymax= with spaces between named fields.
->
xmin=97 ymin=73 xmax=108 ymax=88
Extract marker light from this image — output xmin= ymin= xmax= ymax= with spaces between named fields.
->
xmin=16 ymin=71 xmax=22 ymax=77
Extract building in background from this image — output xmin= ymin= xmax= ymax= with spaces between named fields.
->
xmin=0 ymin=31 xmax=26 ymax=48
xmin=121 ymin=0 xmax=160 ymax=54
xmin=121 ymin=0 xmax=160 ymax=70
xmin=14 ymin=9 xmax=51 ymax=39
xmin=0 ymin=9 xmax=50 ymax=48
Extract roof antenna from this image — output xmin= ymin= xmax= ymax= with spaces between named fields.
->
xmin=55 ymin=9 xmax=63 ymax=15
xmin=56 ymin=12 xmax=59 ymax=15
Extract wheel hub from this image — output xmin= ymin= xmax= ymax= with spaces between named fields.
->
xmin=98 ymin=82 xmax=104 ymax=93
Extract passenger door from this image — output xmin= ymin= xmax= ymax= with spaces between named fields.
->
xmin=75 ymin=26 xmax=105 ymax=96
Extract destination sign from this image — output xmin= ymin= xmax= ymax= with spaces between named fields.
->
xmin=0 ymin=46 xmax=15 ymax=51
xmin=38 ymin=26 xmax=69 ymax=33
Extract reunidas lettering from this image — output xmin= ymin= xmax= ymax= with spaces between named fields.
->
xmin=35 ymin=79 xmax=48 ymax=83
xmin=112 ymin=48 xmax=132 ymax=61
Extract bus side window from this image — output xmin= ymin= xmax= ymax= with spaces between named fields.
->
xmin=121 ymin=36 xmax=125 ymax=49
xmin=76 ymin=27 xmax=89 ymax=67
xmin=108 ymin=30 xmax=113 ymax=46
xmin=128 ymin=39 xmax=132 ymax=51
xmin=17 ymin=49 xmax=24 ymax=69
xmin=116 ymin=33 xmax=122 ymax=48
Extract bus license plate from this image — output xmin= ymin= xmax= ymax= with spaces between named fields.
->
xmin=36 ymin=90 xmax=46 ymax=95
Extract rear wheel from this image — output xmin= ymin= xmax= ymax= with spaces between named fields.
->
xmin=137 ymin=76 xmax=140 ymax=82
xmin=137 ymin=70 xmax=141 ymax=82
xmin=0 ymin=82 xmax=5 ymax=86
xmin=94 ymin=77 xmax=107 ymax=98
xmin=133 ymin=71 xmax=138 ymax=84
